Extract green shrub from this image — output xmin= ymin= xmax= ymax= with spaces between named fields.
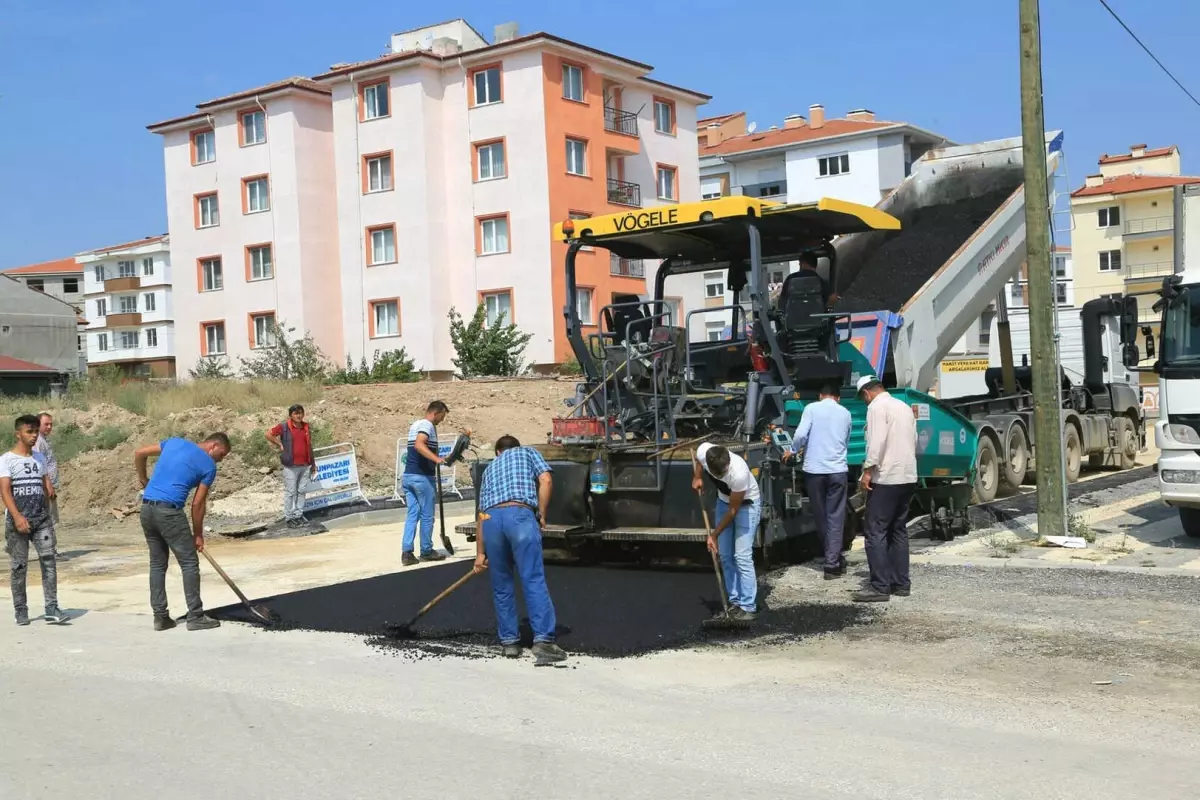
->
xmin=330 ymin=349 xmax=421 ymax=384
xmin=448 ymin=304 xmax=532 ymax=377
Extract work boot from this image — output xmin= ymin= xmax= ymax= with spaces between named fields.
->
xmin=824 ymin=568 xmax=845 ymax=580
xmin=401 ymin=551 xmax=419 ymax=567
xmin=153 ymin=614 xmax=177 ymax=631
xmin=853 ymin=589 xmax=891 ymax=603
xmin=891 ymin=586 xmax=911 ymax=597
xmin=44 ymin=606 xmax=69 ymax=624
xmin=531 ymin=642 xmax=568 ymax=665
xmin=501 ymin=643 xmax=522 ymax=658
xmin=728 ymin=607 xmax=757 ymax=622
xmin=419 ymin=551 xmax=446 ymax=563
xmin=15 ymin=608 xmax=29 ymax=626
xmin=186 ymin=615 xmax=221 ymax=631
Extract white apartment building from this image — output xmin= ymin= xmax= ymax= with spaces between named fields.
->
xmin=76 ymin=235 xmax=176 ymax=378
xmin=149 ymin=20 xmax=707 ymax=376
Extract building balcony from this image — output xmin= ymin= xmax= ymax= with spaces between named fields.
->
xmin=739 ymin=181 xmax=788 ymax=201
xmin=1125 ymin=261 xmax=1173 ymax=281
xmin=604 ymin=106 xmax=639 ymax=137
xmin=104 ymin=276 xmax=141 ymax=292
xmin=607 ymin=178 xmax=641 ymax=208
xmin=1124 ymin=215 xmax=1173 ymax=239
xmin=611 ymin=257 xmax=645 ymax=278
xmin=106 ymin=312 xmax=142 ymax=327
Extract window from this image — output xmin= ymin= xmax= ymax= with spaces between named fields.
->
xmin=479 ymin=216 xmax=510 ymax=255
xmin=576 ymin=287 xmax=594 ymax=325
xmin=248 ymin=245 xmax=273 ymax=280
xmin=477 ymin=141 xmax=506 ymax=180
xmin=569 ymin=211 xmax=591 ymax=250
xmin=562 ymin=63 xmax=584 ymax=102
xmin=204 ymin=322 xmax=226 ymax=356
xmin=146 ymin=328 xmax=158 ymax=348
xmin=662 ymin=298 xmax=681 ymax=327
xmin=26 ymin=279 xmax=44 ymax=292
xmin=62 ymin=278 xmax=79 ymax=294
xmin=700 ymin=176 xmax=726 ymax=200
xmin=196 ymin=193 xmax=219 ymax=228
xmin=1055 ymin=282 xmax=1068 ymax=304
xmin=656 ymin=165 xmax=677 ymax=200
xmin=143 ymin=292 xmax=156 ymax=312
xmin=252 ymin=313 xmax=277 ymax=348
xmin=1010 ymin=282 xmax=1026 ymax=307
xmin=95 ymin=298 xmax=107 ymax=317
xmin=371 ymin=300 xmax=399 ymax=338
xmin=1099 ymin=250 xmax=1122 ymax=272
xmin=978 ymin=313 xmax=993 ymax=347
xmin=245 ymin=177 xmax=269 ymax=213
xmin=118 ymin=330 xmax=140 ymax=350
xmin=362 ymin=80 xmax=389 ymax=120
xmin=97 ymin=333 xmax=108 ymax=352
xmin=654 ymin=99 xmax=674 ymax=134
xmin=142 ymin=257 xmax=154 ymax=276
xmin=201 ymin=257 xmax=223 ymax=291
xmin=192 ymin=130 xmax=215 ymax=164
xmin=241 ymin=110 xmax=266 ymax=146
xmin=77 ymin=335 xmax=83 ymax=352
xmin=94 ymin=265 xmax=106 ymax=282
xmin=368 ymin=226 xmax=396 ymax=265
xmin=706 ymin=321 xmax=725 ymax=342
xmin=118 ymin=295 xmax=137 ymax=314
xmin=1098 ymin=206 xmax=1120 ymax=228
xmin=818 ymin=153 xmax=851 ymax=176
xmin=473 ymin=67 xmax=501 ymax=106
xmin=118 ymin=260 xmax=136 ymax=278
xmin=1054 ymin=255 xmax=1068 ymax=277
xmin=769 ymin=269 xmax=786 ymax=285
xmin=365 ymin=153 xmax=393 ymax=192
xmin=566 ymin=138 xmax=587 ymax=176
xmin=483 ymin=291 xmax=512 ymax=327
xmin=704 ymin=272 xmax=724 ymax=298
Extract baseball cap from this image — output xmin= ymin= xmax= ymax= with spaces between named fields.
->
xmin=855 ymin=375 xmax=878 ymax=393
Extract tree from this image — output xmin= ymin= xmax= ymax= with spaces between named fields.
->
xmin=188 ymin=356 xmax=234 ymax=380
xmin=238 ymin=321 xmax=332 ymax=381
xmin=448 ymin=304 xmax=532 ymax=378
xmin=330 ymin=349 xmax=422 ymax=384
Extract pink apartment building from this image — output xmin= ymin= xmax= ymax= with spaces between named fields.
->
xmin=149 ymin=20 xmax=707 ymax=375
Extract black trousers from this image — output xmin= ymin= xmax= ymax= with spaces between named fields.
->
xmin=804 ymin=472 xmax=848 ymax=570
xmin=864 ymin=482 xmax=915 ymax=594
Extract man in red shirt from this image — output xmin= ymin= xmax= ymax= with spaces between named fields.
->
xmin=265 ymin=404 xmax=315 ymax=528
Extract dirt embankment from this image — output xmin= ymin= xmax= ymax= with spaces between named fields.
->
xmin=54 ymin=379 xmax=577 ymax=528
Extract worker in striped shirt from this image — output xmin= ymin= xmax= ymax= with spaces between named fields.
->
xmin=401 ymin=400 xmax=450 ymax=566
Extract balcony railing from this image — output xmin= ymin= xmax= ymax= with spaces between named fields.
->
xmin=607 ymin=177 xmax=641 ymax=207
xmin=604 ymin=106 xmax=638 ymax=136
xmin=1125 ymin=260 xmax=1174 ymax=280
xmin=1124 ymin=215 xmax=1173 ymax=235
xmin=611 ymin=257 xmax=645 ymax=278
xmin=740 ymin=181 xmax=788 ymax=201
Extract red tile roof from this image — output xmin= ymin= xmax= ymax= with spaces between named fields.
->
xmin=148 ymin=77 xmax=332 ymax=131
xmin=4 ymin=257 xmax=80 ymax=276
xmin=700 ymin=118 xmax=899 ymax=157
xmin=698 ymin=111 xmax=743 ymax=126
xmin=80 ymin=234 xmax=168 ymax=255
xmin=1071 ymin=173 xmax=1200 ymax=198
xmin=1098 ymin=145 xmax=1177 ymax=165
xmin=0 ymin=356 xmax=58 ymax=373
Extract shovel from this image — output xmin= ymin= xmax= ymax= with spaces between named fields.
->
xmin=388 ymin=512 xmax=489 ymax=639
xmin=201 ymin=549 xmax=275 ymax=625
xmin=435 ymin=464 xmax=455 ymax=555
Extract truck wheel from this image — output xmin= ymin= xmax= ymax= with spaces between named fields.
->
xmin=973 ymin=437 xmax=999 ymax=504
xmin=1064 ymin=425 xmax=1082 ymax=483
xmin=1002 ymin=425 xmax=1028 ymax=492
xmin=1180 ymin=508 xmax=1200 ymax=539
xmin=1116 ymin=417 xmax=1138 ymax=470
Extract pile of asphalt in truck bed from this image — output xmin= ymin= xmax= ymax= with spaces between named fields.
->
xmin=211 ymin=562 xmax=879 ymax=659
xmin=836 ymin=187 xmax=1017 ymax=313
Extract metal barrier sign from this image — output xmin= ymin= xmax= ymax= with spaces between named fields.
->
xmin=303 ymin=443 xmax=370 ymax=512
xmin=393 ymin=439 xmax=464 ymax=503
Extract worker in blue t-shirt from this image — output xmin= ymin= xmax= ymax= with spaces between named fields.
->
xmin=401 ymin=400 xmax=449 ymax=566
xmin=133 ymin=433 xmax=232 ymax=631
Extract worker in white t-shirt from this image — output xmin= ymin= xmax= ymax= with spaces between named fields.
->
xmin=693 ymin=443 xmax=761 ymax=620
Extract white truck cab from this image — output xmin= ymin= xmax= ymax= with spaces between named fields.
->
xmin=1152 ymin=270 xmax=1200 ymax=537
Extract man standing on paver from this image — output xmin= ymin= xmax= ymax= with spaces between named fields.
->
xmin=2 ymin=415 xmax=67 ymax=625
xmin=401 ymin=400 xmax=450 ymax=567
xmin=474 ymin=434 xmax=566 ymax=664
xmin=134 ymin=433 xmax=232 ymax=630
xmin=855 ymin=375 xmax=918 ymax=603
xmin=33 ymin=412 xmax=59 ymax=526
xmin=693 ymin=443 xmax=761 ymax=621
xmin=785 ymin=382 xmax=852 ymax=579
xmin=265 ymin=404 xmax=316 ymax=528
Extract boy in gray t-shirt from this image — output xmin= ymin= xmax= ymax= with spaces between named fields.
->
xmin=0 ymin=414 xmax=65 ymax=625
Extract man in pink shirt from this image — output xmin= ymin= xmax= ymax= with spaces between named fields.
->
xmin=854 ymin=375 xmax=918 ymax=603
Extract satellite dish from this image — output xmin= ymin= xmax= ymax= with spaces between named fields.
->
xmin=747 ymin=122 xmax=758 ymax=134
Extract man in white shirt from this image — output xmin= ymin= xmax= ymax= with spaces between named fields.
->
xmin=855 ymin=376 xmax=918 ymax=603
xmin=693 ymin=443 xmax=761 ymax=620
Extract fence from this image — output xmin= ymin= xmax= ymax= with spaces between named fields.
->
xmin=302 ymin=442 xmax=371 ymax=512
xmin=392 ymin=439 xmax=465 ymax=503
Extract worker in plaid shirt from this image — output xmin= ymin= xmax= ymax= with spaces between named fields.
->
xmin=474 ymin=435 xmax=566 ymax=664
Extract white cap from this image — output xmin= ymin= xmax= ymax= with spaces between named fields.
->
xmin=855 ymin=375 xmax=878 ymax=393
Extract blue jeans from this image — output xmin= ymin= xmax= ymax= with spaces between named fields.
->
xmin=482 ymin=505 xmax=557 ymax=645
xmin=402 ymin=474 xmax=436 ymax=555
xmin=715 ymin=499 xmax=760 ymax=612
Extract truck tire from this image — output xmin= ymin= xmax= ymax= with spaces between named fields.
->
xmin=1064 ymin=425 xmax=1082 ymax=483
xmin=1116 ymin=416 xmax=1138 ymax=470
xmin=1002 ymin=425 xmax=1028 ymax=492
xmin=973 ymin=437 xmax=1000 ymax=504
xmin=1180 ymin=508 xmax=1200 ymax=539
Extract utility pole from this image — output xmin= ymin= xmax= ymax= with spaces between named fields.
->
xmin=1019 ymin=0 xmax=1067 ymax=537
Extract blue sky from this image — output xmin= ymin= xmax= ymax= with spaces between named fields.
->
xmin=2 ymin=0 xmax=1198 ymax=267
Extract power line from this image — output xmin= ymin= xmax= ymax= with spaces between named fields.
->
xmin=1097 ymin=0 xmax=1200 ymax=109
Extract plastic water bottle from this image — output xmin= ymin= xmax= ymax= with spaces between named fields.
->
xmin=590 ymin=453 xmax=609 ymax=495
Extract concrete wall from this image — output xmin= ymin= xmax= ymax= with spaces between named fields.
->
xmin=0 ymin=277 xmax=78 ymax=374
